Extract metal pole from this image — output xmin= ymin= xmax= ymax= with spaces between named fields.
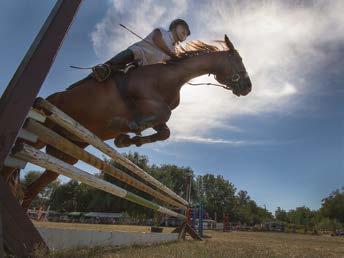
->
xmin=198 ymin=204 xmax=203 ymax=237
xmin=192 ymin=208 xmax=196 ymax=229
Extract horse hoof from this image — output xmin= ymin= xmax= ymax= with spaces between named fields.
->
xmin=132 ymin=136 xmax=142 ymax=147
xmin=114 ymin=135 xmax=131 ymax=148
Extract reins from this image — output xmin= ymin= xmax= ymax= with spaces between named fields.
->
xmin=186 ymin=81 xmax=230 ymax=90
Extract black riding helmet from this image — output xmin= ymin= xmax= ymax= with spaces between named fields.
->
xmin=169 ymin=19 xmax=191 ymax=36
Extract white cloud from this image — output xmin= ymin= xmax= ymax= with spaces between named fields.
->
xmin=91 ymin=0 xmax=188 ymax=59
xmin=171 ymin=135 xmax=251 ymax=145
xmin=91 ymin=0 xmax=344 ymax=143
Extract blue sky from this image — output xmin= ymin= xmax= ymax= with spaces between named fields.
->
xmin=1 ymin=0 xmax=343 ymax=213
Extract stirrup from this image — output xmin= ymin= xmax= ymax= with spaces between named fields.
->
xmin=123 ymin=63 xmax=136 ymax=74
xmin=92 ymin=63 xmax=112 ymax=82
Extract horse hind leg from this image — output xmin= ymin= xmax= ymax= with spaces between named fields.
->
xmin=22 ymin=142 xmax=87 ymax=210
xmin=1 ymin=167 xmax=21 ymax=197
xmin=0 ymin=138 xmax=47 ymax=198
xmin=1 ymin=166 xmax=17 ymax=183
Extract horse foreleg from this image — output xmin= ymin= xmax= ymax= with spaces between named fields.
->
xmin=114 ymin=116 xmax=170 ymax=148
xmin=113 ymin=99 xmax=171 ymax=148
xmin=132 ymin=123 xmax=170 ymax=147
xmin=113 ymin=115 xmax=160 ymax=148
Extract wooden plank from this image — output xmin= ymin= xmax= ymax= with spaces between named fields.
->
xmin=18 ymin=128 xmax=38 ymax=143
xmin=24 ymin=118 xmax=186 ymax=209
xmin=4 ymin=156 xmax=27 ymax=169
xmin=13 ymin=143 xmax=185 ymax=219
xmin=0 ymin=177 xmax=47 ymax=257
xmin=28 ymin=108 xmax=46 ymax=123
xmin=33 ymin=99 xmax=189 ymax=207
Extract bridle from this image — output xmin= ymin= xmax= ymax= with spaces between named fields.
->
xmin=187 ymin=52 xmax=248 ymax=95
xmin=187 ymin=69 xmax=247 ymax=93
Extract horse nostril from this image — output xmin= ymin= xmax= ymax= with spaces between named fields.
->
xmin=241 ymin=79 xmax=252 ymax=96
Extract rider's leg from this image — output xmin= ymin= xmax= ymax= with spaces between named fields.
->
xmin=92 ymin=49 xmax=135 ymax=82
xmin=106 ymin=49 xmax=135 ymax=68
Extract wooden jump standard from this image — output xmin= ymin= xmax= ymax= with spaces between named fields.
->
xmin=10 ymin=99 xmax=187 ymax=219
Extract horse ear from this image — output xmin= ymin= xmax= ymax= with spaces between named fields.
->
xmin=224 ymin=34 xmax=235 ymax=52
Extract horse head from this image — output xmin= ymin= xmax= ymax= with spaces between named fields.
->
xmin=214 ymin=35 xmax=252 ymax=96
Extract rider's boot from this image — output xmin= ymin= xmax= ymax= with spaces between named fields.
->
xmin=92 ymin=63 xmax=112 ymax=82
xmin=92 ymin=49 xmax=135 ymax=82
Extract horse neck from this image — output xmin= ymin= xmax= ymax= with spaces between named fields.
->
xmin=172 ymin=51 xmax=225 ymax=85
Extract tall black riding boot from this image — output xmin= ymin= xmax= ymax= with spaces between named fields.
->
xmin=92 ymin=49 xmax=135 ymax=82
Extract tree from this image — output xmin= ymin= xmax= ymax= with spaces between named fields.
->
xmin=237 ymin=190 xmax=250 ymax=206
xmin=320 ymin=187 xmax=344 ymax=224
xmin=275 ymin=207 xmax=288 ymax=222
xmin=150 ymin=164 xmax=194 ymax=202
xmin=195 ymin=174 xmax=236 ymax=221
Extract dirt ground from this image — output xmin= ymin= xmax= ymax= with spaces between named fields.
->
xmin=32 ymin=222 xmax=344 ymax=258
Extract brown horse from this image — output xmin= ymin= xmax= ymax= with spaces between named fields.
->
xmin=1 ymin=35 xmax=251 ymax=209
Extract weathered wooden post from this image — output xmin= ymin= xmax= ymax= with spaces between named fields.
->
xmin=0 ymin=202 xmax=3 ymax=258
xmin=0 ymin=1 xmax=82 ymax=256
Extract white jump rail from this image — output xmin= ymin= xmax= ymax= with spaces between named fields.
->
xmin=13 ymin=143 xmax=185 ymax=219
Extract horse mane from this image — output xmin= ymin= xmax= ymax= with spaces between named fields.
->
xmin=173 ymin=40 xmax=229 ymax=60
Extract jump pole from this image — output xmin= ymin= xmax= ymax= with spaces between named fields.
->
xmin=24 ymin=118 xmax=186 ymax=209
xmin=13 ymin=143 xmax=185 ymax=219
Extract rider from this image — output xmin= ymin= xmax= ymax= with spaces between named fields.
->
xmin=92 ymin=19 xmax=191 ymax=82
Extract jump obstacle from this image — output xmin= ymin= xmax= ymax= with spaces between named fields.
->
xmin=8 ymin=98 xmax=188 ymax=219
xmin=0 ymin=2 xmax=200 ymax=254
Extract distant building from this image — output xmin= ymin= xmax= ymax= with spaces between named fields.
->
xmin=81 ymin=212 xmax=128 ymax=224
xmin=263 ymin=221 xmax=285 ymax=232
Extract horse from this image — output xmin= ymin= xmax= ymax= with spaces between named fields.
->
xmin=1 ymin=35 xmax=252 ymax=209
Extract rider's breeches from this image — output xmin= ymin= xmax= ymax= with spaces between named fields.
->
xmin=106 ymin=49 xmax=135 ymax=68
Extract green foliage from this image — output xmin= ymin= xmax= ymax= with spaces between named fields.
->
xmin=195 ymin=174 xmax=236 ymax=221
xmin=232 ymin=190 xmax=273 ymax=224
xmin=275 ymin=207 xmax=288 ymax=222
xmin=316 ymin=217 xmax=343 ymax=231
xmin=320 ymin=187 xmax=344 ymax=223
xmin=273 ymin=189 xmax=344 ymax=231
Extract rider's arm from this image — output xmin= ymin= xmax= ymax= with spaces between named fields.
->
xmin=152 ymin=29 xmax=176 ymax=58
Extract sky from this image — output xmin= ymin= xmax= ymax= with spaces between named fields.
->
xmin=0 ymin=0 xmax=343 ymax=213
